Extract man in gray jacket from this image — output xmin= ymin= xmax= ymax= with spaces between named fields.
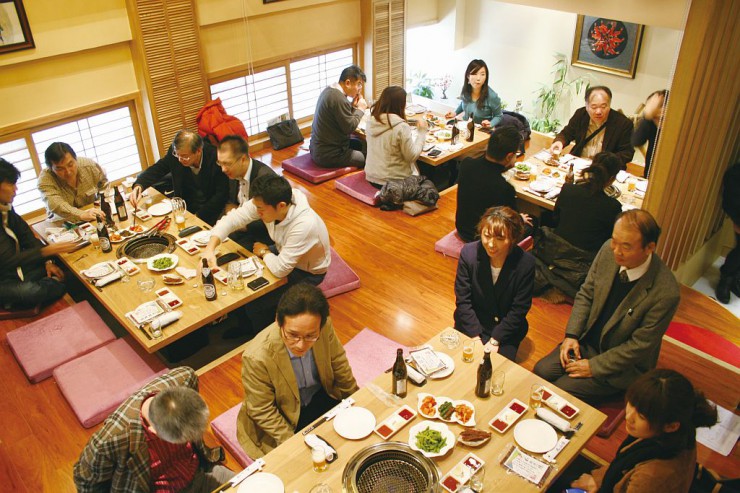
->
xmin=534 ymin=209 xmax=680 ymax=404
xmin=309 ymin=65 xmax=368 ymax=168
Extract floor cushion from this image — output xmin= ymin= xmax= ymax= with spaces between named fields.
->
xmin=211 ymin=403 xmax=254 ymax=468
xmin=282 ymin=153 xmax=357 ymax=184
xmin=596 ymin=396 xmax=626 ymax=438
xmin=343 ymin=328 xmax=410 ymax=388
xmin=53 ymin=338 xmax=167 ymax=428
xmin=318 ymin=248 xmax=360 ymax=298
xmin=7 ymin=301 xmax=116 ymax=383
xmin=434 ymin=230 xmax=465 ymax=259
xmin=335 ymin=172 xmax=380 ymax=206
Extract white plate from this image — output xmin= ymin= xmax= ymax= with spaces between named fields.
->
xmin=148 ymin=201 xmax=172 ymax=216
xmin=408 ymin=420 xmax=455 ymax=458
xmin=83 ymin=262 xmax=115 ymax=279
xmin=191 ymin=230 xmax=212 ymax=246
xmin=530 ymin=178 xmax=555 ymax=193
xmin=237 ymin=472 xmax=284 ymax=493
xmin=513 ymin=419 xmax=558 ymax=454
xmin=146 ymin=253 xmax=179 ymax=272
xmin=333 ymin=406 xmax=376 ymax=440
xmin=429 ymin=352 xmax=454 ymax=379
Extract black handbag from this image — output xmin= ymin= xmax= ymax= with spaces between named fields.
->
xmin=266 ymin=119 xmax=304 ymax=150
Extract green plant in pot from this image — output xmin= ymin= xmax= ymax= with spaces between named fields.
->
xmin=531 ymin=53 xmax=591 ymax=134
xmin=407 ymin=71 xmax=435 ymax=99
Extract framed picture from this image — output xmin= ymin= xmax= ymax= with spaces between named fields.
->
xmin=572 ymin=15 xmax=644 ymax=79
xmin=0 ymin=0 xmax=34 ymax=54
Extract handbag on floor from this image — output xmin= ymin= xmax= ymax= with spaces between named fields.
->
xmin=266 ymin=119 xmax=304 ymax=150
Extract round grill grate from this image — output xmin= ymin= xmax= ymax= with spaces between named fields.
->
xmin=116 ymin=233 xmax=176 ymax=263
xmin=343 ymin=442 xmax=439 ymax=493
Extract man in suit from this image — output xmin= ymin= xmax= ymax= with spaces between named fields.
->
xmin=237 ymin=284 xmax=358 ymax=459
xmin=549 ymin=86 xmax=634 ymax=168
xmin=456 ymin=126 xmax=533 ymax=242
xmin=129 ymin=130 xmax=229 ymax=225
xmin=533 ymin=209 xmax=680 ymax=404
xmin=216 ymin=134 xmax=276 ymax=250
xmin=74 ymin=367 xmax=234 ymax=493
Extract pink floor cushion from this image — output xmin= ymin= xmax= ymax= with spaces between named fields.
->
xmin=282 ymin=153 xmax=358 ymax=184
xmin=518 ymin=235 xmax=533 ymax=251
xmin=6 ymin=301 xmax=116 ymax=383
xmin=53 ymin=338 xmax=168 ymax=428
xmin=596 ymin=395 xmax=626 ymax=438
xmin=665 ymin=322 xmax=740 ymax=368
xmin=343 ymin=328 xmax=410 ymax=388
xmin=211 ymin=403 xmax=254 ymax=468
xmin=318 ymin=248 xmax=360 ymax=299
xmin=334 ymin=172 xmax=380 ymax=206
xmin=434 ymin=230 xmax=465 ymax=259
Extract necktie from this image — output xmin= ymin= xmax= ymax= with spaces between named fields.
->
xmin=619 ymin=269 xmax=630 ymax=283
xmin=1 ymin=210 xmax=24 ymax=281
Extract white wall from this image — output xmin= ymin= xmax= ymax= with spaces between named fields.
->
xmin=407 ymin=0 xmax=682 ymax=127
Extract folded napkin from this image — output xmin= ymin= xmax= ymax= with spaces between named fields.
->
xmin=151 ymin=310 xmax=182 ymax=329
xmin=545 ymin=187 xmax=562 ymax=200
xmin=635 ymin=180 xmax=648 ymax=192
xmin=95 ymin=271 xmax=122 ymax=287
xmin=616 ymin=170 xmax=629 ymax=183
xmin=175 ymin=266 xmax=196 ymax=279
xmin=304 ymin=434 xmax=337 ymax=462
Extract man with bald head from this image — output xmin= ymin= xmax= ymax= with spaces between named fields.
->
xmin=130 ymin=130 xmax=228 ymax=225
xmin=533 ymin=209 xmax=680 ymax=404
xmin=550 ymin=86 xmax=634 ymax=167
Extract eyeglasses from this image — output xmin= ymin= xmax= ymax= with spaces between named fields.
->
xmin=173 ymin=149 xmax=198 ymax=163
xmin=281 ymin=326 xmax=320 ymax=343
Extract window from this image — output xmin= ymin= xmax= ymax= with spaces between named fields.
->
xmin=0 ymin=103 xmax=144 ymax=217
xmin=210 ymin=46 xmax=355 ymax=136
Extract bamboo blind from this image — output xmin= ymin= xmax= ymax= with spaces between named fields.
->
xmin=130 ymin=0 xmax=209 ymax=155
xmin=372 ymin=0 xmax=406 ymax=101
xmin=643 ymin=0 xmax=739 ymax=271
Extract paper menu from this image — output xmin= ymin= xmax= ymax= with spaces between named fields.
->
xmin=500 ymin=445 xmax=552 ymax=487
xmin=409 ymin=347 xmax=447 ymax=375
xmin=697 ymin=401 xmax=740 ymax=456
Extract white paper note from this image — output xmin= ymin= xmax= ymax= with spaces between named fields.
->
xmin=697 ymin=401 xmax=740 ymax=456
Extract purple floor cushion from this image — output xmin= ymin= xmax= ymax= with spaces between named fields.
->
xmin=211 ymin=403 xmax=254 ymax=468
xmin=434 ymin=230 xmax=465 ymax=259
xmin=335 ymin=172 xmax=380 ymax=206
xmin=282 ymin=153 xmax=358 ymax=184
xmin=7 ymin=301 xmax=116 ymax=383
xmin=343 ymin=328 xmax=410 ymax=388
xmin=318 ymin=248 xmax=360 ymax=298
xmin=53 ymin=338 xmax=167 ymax=428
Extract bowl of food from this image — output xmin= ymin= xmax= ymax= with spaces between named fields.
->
xmin=408 ymin=421 xmax=455 ymax=458
xmin=435 ymin=129 xmax=452 ymax=141
xmin=146 ymin=253 xmax=179 ymax=272
xmin=417 ymin=393 xmax=438 ymax=419
xmin=514 ymin=163 xmax=531 ymax=180
xmin=435 ymin=397 xmax=456 ymax=422
xmin=457 ymin=428 xmax=492 ymax=447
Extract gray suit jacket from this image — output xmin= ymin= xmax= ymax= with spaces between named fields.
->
xmin=565 ymin=240 xmax=680 ymax=389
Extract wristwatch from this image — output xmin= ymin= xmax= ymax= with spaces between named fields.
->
xmin=259 ymin=248 xmax=269 ymax=258
xmin=489 ymin=339 xmax=499 ymax=347
xmin=45 ymin=259 xmax=54 ymax=266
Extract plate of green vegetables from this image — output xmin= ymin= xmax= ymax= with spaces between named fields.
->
xmin=146 ymin=253 xmax=179 ymax=272
xmin=408 ymin=420 xmax=455 ymax=458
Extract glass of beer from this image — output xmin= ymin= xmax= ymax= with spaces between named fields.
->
xmin=530 ymin=384 xmax=543 ymax=409
xmin=627 ymin=178 xmax=637 ymax=193
xmin=89 ymin=232 xmax=100 ymax=250
xmin=311 ymin=447 xmax=328 ymax=472
xmin=462 ymin=339 xmax=475 ymax=363
xmin=171 ymin=197 xmax=187 ymax=231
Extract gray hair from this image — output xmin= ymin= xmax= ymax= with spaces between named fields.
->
xmin=172 ymin=130 xmax=203 ymax=154
xmin=148 ymin=387 xmax=209 ymax=443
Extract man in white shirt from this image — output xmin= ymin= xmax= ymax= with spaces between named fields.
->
xmin=533 ymin=210 xmax=680 ymax=404
xmin=217 ymin=135 xmax=276 ymax=250
xmin=203 ymin=174 xmax=331 ymax=333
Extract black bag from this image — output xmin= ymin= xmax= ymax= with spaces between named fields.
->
xmin=266 ymin=119 xmax=303 ymax=150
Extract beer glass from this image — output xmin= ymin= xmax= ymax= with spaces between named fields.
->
xmin=171 ymin=197 xmax=187 ymax=231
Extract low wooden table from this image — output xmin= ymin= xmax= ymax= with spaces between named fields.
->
xmin=215 ymin=329 xmax=606 ymax=492
xmin=31 ymin=189 xmax=286 ymax=353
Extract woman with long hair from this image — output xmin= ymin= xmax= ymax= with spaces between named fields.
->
xmin=445 ymin=59 xmax=503 ymax=128
xmin=454 ymin=206 xmax=535 ymax=361
xmin=571 ymin=368 xmax=718 ymax=492
xmin=365 ymin=85 xmax=429 ymax=186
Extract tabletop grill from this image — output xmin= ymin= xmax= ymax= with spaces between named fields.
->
xmin=342 ymin=443 xmax=440 ymax=493
xmin=116 ymin=233 xmax=176 ymax=263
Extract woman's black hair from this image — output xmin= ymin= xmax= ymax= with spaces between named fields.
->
xmin=582 ymin=151 xmax=622 ymax=195
xmin=460 ymin=59 xmax=490 ymax=110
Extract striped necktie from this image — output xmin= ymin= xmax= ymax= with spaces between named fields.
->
xmin=619 ymin=269 xmax=630 ymax=283
xmin=1 ymin=209 xmax=24 ymax=281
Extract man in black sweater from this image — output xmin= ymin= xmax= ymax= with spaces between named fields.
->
xmin=455 ymin=126 xmax=532 ymax=242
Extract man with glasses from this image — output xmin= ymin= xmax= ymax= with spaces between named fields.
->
xmin=129 ymin=130 xmax=228 ymax=225
xmin=237 ymin=284 xmax=358 ymax=458
xmin=310 ymin=64 xmax=368 ymax=168
xmin=216 ymin=135 xmax=276 ymax=250
xmin=38 ymin=142 xmax=109 ymax=222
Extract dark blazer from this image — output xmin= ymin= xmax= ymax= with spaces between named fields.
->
xmin=0 ymin=207 xmax=44 ymax=282
xmin=554 ymin=107 xmax=635 ymax=167
xmin=454 ymin=242 xmax=535 ymax=357
xmin=228 ymin=158 xmax=277 ymax=204
xmin=455 ymin=158 xmax=517 ymax=243
xmin=134 ymin=142 xmax=228 ymax=225
xmin=566 ymin=241 xmax=680 ymax=390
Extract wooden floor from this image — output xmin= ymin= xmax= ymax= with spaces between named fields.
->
xmin=1 ymin=141 xmax=738 ymax=491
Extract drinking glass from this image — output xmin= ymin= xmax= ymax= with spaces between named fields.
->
xmin=137 ymin=277 xmax=155 ymax=292
xmin=171 ymin=197 xmax=187 ymax=231
xmin=89 ymin=233 xmax=100 ymax=250
xmin=491 ymin=370 xmax=505 ymax=396
xmin=627 ymin=178 xmax=637 ymax=193
xmin=227 ymin=261 xmax=245 ymax=291
xmin=439 ymin=329 xmax=460 ymax=350
xmin=462 ymin=340 xmax=475 ymax=363
xmin=311 ymin=447 xmax=328 ymax=472
xmin=309 ymin=483 xmax=333 ymax=493
xmin=468 ymin=465 xmax=485 ymax=492
xmin=529 ymin=384 xmax=543 ymax=409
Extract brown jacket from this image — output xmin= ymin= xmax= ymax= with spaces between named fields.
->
xmin=593 ymin=446 xmax=696 ymax=493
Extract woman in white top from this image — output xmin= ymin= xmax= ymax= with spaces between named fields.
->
xmin=365 ymin=86 xmax=428 ymax=187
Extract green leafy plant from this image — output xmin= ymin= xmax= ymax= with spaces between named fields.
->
xmin=407 ymin=71 xmax=435 ymax=99
xmin=531 ymin=53 xmax=591 ymax=134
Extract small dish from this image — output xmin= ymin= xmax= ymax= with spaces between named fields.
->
xmin=417 ymin=393 xmax=438 ymax=419
xmin=146 ymin=253 xmax=179 ymax=272
xmin=374 ymin=405 xmax=417 ymax=440
xmin=489 ymin=398 xmax=528 ymax=434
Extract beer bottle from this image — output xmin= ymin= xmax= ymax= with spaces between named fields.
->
xmin=451 ymin=121 xmax=459 ymax=145
xmin=97 ymin=217 xmax=112 ymax=253
xmin=99 ymin=191 xmax=115 ymax=227
xmin=392 ymin=348 xmax=408 ymax=397
xmin=202 ymin=258 xmax=217 ymax=301
xmin=466 ymin=117 xmax=475 ymax=142
xmin=113 ymin=186 xmax=128 ymax=221
xmin=565 ymin=163 xmax=575 ymax=184
xmin=475 ymin=347 xmax=493 ymax=398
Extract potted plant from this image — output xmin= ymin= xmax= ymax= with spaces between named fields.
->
xmin=531 ymin=53 xmax=591 ymax=134
xmin=407 ymin=71 xmax=435 ymax=99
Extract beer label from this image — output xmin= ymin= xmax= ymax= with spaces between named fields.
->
xmin=204 ymin=284 xmax=216 ymax=298
xmin=202 ymin=268 xmax=210 ymax=277
xmin=395 ymin=379 xmax=407 ymax=395
xmin=100 ymin=238 xmax=111 ymax=250
xmin=483 ymin=380 xmax=491 ymax=395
